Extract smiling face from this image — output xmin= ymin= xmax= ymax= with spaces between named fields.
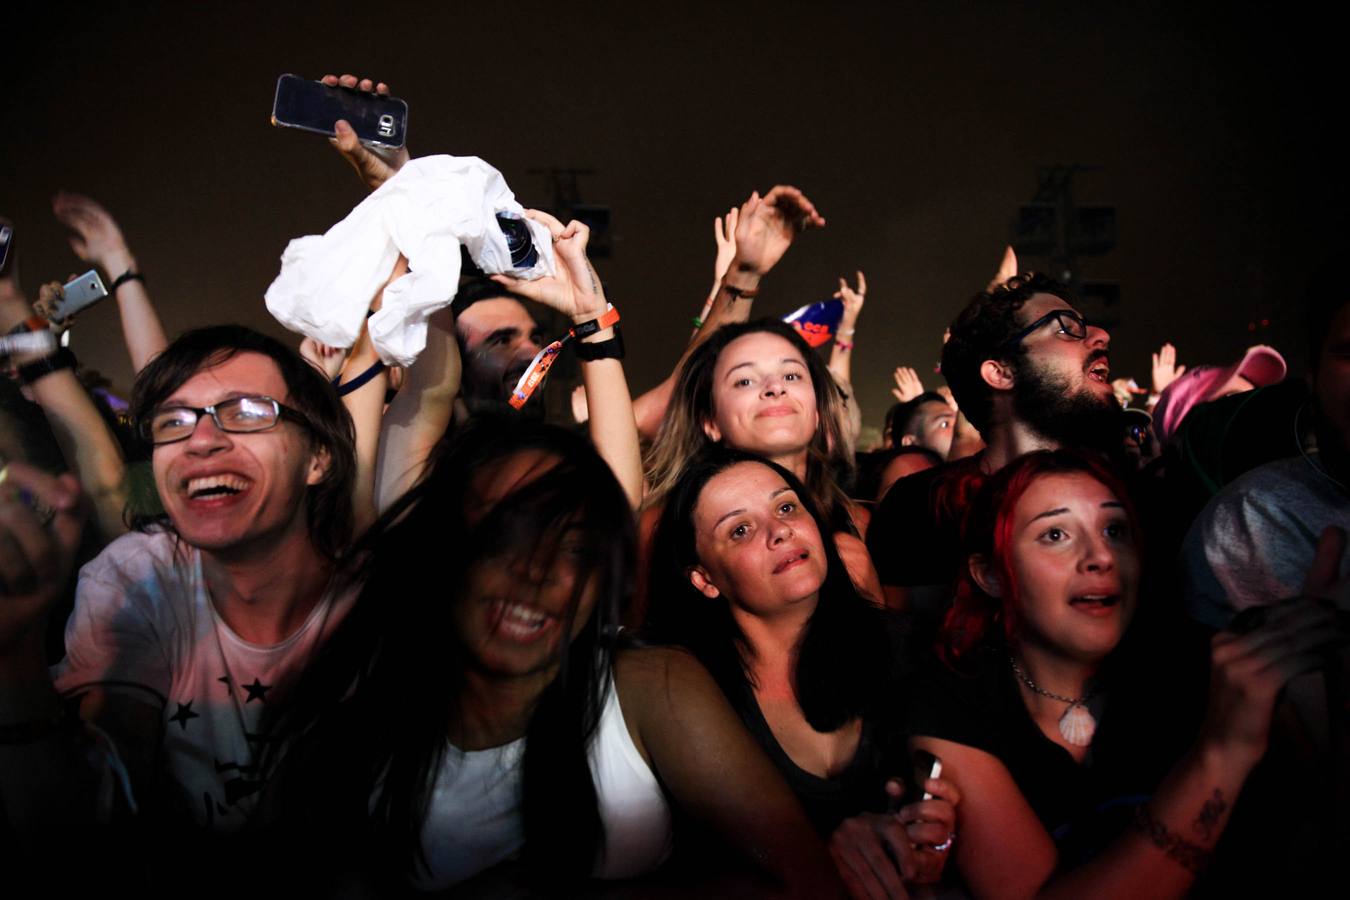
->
xmin=454 ymin=449 xmax=599 ymax=679
xmin=688 ymin=461 xmax=828 ymax=620
xmin=152 ymin=351 xmax=329 ymax=559
xmin=1001 ymin=472 xmax=1139 ymax=663
xmin=455 ymin=297 xmax=546 ymax=415
xmin=704 ymin=331 xmax=820 ymax=457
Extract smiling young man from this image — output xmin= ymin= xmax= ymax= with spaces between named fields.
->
xmin=0 ymin=325 xmax=356 ymax=844
xmin=867 ymin=274 xmax=1121 ymax=612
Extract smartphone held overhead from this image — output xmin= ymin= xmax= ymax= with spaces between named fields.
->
xmin=48 ymin=270 xmax=109 ymax=322
xmin=271 ymin=74 xmax=408 ymax=149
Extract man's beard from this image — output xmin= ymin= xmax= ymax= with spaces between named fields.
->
xmin=461 ymin=356 xmax=547 ymax=421
xmin=1012 ymin=351 xmax=1122 ymax=452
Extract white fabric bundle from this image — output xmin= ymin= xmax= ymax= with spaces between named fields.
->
xmin=264 ymin=155 xmax=555 ymax=366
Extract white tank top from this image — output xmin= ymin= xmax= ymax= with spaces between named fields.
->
xmin=414 ymin=676 xmax=673 ymax=889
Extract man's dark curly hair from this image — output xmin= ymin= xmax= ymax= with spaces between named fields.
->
xmin=940 ymin=273 xmax=1078 ymax=435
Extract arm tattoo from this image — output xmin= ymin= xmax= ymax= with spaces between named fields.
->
xmin=1132 ymin=803 xmax=1212 ymax=874
xmin=586 ymin=262 xmax=601 ymax=297
xmin=1192 ymin=789 xmax=1227 ymax=840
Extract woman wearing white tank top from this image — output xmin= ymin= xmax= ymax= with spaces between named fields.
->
xmin=264 ymin=420 xmax=844 ymax=896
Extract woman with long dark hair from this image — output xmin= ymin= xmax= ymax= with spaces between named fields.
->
xmin=907 ymin=449 xmax=1342 ymax=898
xmin=645 ymin=446 xmax=958 ymax=899
xmin=265 ymin=420 xmax=841 ymax=895
xmin=640 ymin=319 xmax=883 ymax=616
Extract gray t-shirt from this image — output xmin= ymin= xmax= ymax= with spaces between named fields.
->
xmin=1183 ymin=454 xmax=1349 ymax=629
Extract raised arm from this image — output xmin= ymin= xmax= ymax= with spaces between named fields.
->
xmin=320 ymin=74 xmax=411 ymax=192
xmin=373 ymin=305 xmax=460 ymax=513
xmin=694 ymin=184 xmax=825 ymax=350
xmin=330 ymin=256 xmax=406 ymax=533
xmin=633 ymin=186 xmax=825 ymax=443
xmin=52 ymin=192 xmax=167 ymax=373
xmin=1 ymin=252 xmax=127 ymax=543
xmin=493 ymin=212 xmax=643 ymax=509
xmin=827 ymin=271 xmax=866 ymax=448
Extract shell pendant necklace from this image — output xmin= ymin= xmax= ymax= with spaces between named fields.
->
xmin=1009 ymin=654 xmax=1097 ymax=747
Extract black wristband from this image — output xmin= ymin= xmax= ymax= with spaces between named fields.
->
xmin=110 ymin=270 xmax=145 ymax=292
xmin=17 ymin=347 xmax=77 ymax=385
xmin=334 ymin=360 xmax=386 ymax=397
xmin=574 ymin=327 xmax=625 ymax=361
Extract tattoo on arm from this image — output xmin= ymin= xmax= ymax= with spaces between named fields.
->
xmin=1192 ymin=789 xmax=1227 ymax=841
xmin=1132 ymin=803 xmax=1212 ymax=874
xmin=586 ymin=262 xmax=601 ymax=297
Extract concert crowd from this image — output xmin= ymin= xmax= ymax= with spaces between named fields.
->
xmin=0 ymin=72 xmax=1345 ymax=899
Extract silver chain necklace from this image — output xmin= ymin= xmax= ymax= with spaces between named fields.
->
xmin=1009 ymin=654 xmax=1098 ymax=747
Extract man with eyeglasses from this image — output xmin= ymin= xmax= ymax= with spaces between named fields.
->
xmin=0 ymin=325 xmax=356 ymax=850
xmin=867 ymin=273 xmax=1119 ymax=612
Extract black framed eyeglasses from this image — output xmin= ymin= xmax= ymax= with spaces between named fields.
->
xmin=999 ymin=309 xmax=1089 ymax=351
xmin=144 ymin=396 xmax=307 ymax=445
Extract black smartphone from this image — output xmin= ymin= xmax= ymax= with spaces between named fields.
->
xmin=0 ymin=225 xmax=13 ymax=274
xmin=271 ymin=74 xmax=408 ymax=149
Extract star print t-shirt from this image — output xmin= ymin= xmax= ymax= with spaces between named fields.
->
xmin=52 ymin=530 xmax=354 ymax=833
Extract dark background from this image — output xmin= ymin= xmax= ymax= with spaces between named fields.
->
xmin=3 ymin=1 xmax=1341 ymax=439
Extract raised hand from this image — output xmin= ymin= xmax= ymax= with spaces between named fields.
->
xmin=51 ymin=192 xmax=134 ymax=275
xmin=1112 ymin=377 xmax=1146 ymax=408
xmin=835 ymin=271 xmax=867 ymax=323
xmin=300 ymin=336 xmax=348 ymax=381
xmin=986 ymin=245 xmax=1018 ymax=291
xmin=892 ymin=366 xmax=924 ymax=403
xmin=727 ymin=185 xmax=825 ymax=279
xmin=321 ymin=73 xmax=412 ymax=191
xmin=0 ymin=462 xmax=87 ymax=653
xmin=31 ymin=280 xmax=73 ymax=336
xmin=712 ymin=207 xmax=739 ymax=287
xmin=491 ymin=210 xmax=607 ymax=322
xmin=1151 ymin=343 xmax=1186 ymax=395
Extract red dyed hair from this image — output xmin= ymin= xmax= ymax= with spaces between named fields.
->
xmin=939 ymin=450 xmax=1138 ymax=667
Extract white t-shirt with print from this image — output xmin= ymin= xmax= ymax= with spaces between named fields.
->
xmin=52 ymin=530 xmax=353 ymax=833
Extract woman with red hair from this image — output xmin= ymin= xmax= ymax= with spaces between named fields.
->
xmin=907 ymin=449 xmax=1341 ymax=899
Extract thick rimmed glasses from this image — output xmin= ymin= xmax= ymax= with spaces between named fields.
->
xmin=144 ymin=396 xmax=307 ymax=445
xmin=999 ymin=309 xmax=1089 ymax=351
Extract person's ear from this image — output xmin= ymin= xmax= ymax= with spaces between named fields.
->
xmin=306 ymin=444 xmax=333 ymax=487
xmin=968 ymin=553 xmax=1002 ymax=597
xmin=688 ymin=566 xmax=722 ymax=599
xmin=702 ymin=417 xmax=723 ymax=444
xmin=980 ymin=359 xmax=1015 ymax=391
xmin=899 ymin=434 xmax=917 ymax=447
